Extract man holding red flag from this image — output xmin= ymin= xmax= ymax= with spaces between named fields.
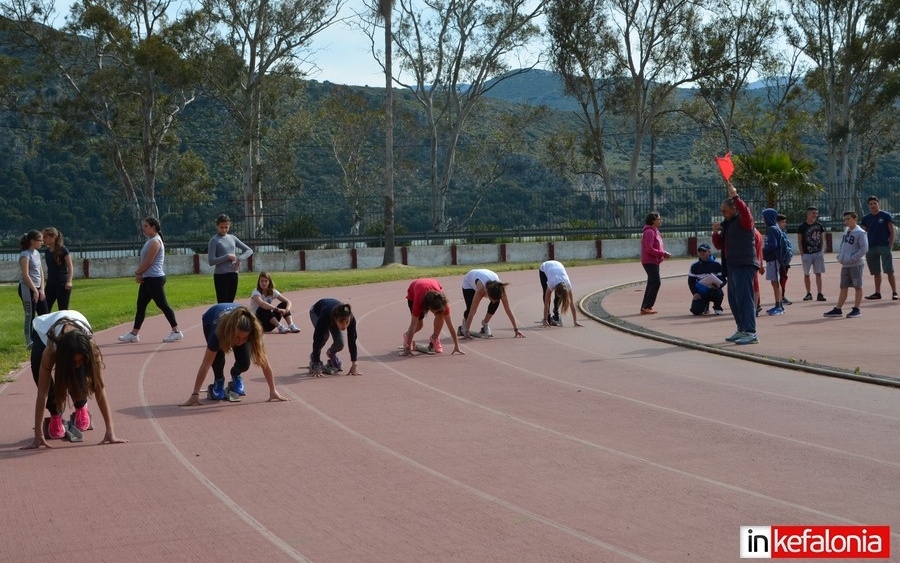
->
xmin=712 ymin=181 xmax=760 ymax=345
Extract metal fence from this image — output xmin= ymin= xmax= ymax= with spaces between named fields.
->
xmin=3 ymin=181 xmax=899 ymax=260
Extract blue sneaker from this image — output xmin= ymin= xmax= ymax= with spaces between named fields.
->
xmin=326 ymin=348 xmax=342 ymax=371
xmin=209 ymin=379 xmax=226 ymax=400
xmin=766 ymin=306 xmax=784 ymax=316
xmin=230 ymin=375 xmax=245 ymax=396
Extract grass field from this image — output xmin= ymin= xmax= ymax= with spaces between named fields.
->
xmin=1 ymin=261 xmax=587 ymax=382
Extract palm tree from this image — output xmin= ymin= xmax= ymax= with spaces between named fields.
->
xmin=735 ymin=148 xmax=822 ymax=208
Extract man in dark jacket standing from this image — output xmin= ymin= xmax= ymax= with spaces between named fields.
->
xmin=712 ymin=182 xmax=760 ymax=345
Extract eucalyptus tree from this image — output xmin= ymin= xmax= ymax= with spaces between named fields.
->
xmin=785 ymin=0 xmax=900 ymax=212
xmin=548 ymin=0 xmax=729 ymax=227
xmin=0 ymin=0 xmax=205 ymax=224
xmin=194 ymin=0 xmax=343 ymax=237
xmin=364 ymin=0 xmax=545 ymax=233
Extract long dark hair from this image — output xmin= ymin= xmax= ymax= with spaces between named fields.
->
xmin=48 ymin=320 xmax=105 ymax=413
xmin=20 ymin=230 xmax=41 ymax=250
xmin=42 ymin=227 xmax=65 ymax=265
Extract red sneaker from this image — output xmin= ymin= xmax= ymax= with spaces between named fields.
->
xmin=74 ymin=406 xmax=91 ymax=431
xmin=48 ymin=415 xmax=65 ymax=439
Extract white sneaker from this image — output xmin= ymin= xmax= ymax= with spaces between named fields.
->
xmin=162 ymin=330 xmax=184 ymax=343
xmin=278 ymin=325 xmax=289 ymax=334
xmin=118 ymin=332 xmax=139 ymax=343
xmin=480 ymin=322 xmax=493 ymax=337
xmin=288 ymin=324 xmax=301 ymax=333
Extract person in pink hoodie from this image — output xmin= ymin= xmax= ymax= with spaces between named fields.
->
xmin=640 ymin=212 xmax=672 ymax=314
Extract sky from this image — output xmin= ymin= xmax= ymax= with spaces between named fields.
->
xmin=305 ymin=1 xmax=386 ymax=87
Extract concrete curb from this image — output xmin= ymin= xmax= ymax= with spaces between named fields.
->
xmin=579 ymin=279 xmax=900 ymax=389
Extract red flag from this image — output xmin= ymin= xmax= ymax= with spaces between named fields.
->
xmin=715 ymin=152 xmax=734 ymax=181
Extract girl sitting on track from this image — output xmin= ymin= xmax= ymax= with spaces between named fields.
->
xmin=308 ymin=298 xmax=361 ymax=376
xmin=250 ymin=272 xmax=301 ymax=334
xmin=22 ymin=310 xmax=128 ymax=449
xmin=539 ymin=260 xmax=583 ymax=327
xmin=402 ymin=278 xmax=464 ymax=355
xmin=181 ymin=303 xmax=288 ymax=405
xmin=458 ymin=268 xmax=525 ymax=338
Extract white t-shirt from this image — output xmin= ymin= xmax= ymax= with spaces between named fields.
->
xmin=540 ymin=260 xmax=572 ymax=290
xmin=250 ymin=288 xmax=282 ymax=314
xmin=32 ymin=310 xmax=92 ymax=347
xmin=461 ymin=269 xmax=500 ymax=291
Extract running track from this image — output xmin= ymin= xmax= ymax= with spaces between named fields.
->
xmin=1 ymin=261 xmax=897 ymax=562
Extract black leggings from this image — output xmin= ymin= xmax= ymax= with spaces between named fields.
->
xmin=30 ymin=331 xmax=87 ymax=417
xmin=214 ymin=272 xmax=239 ymax=303
xmin=539 ymin=271 xmax=560 ymax=319
xmin=641 ymin=263 xmax=661 ymax=309
xmin=203 ymin=324 xmax=251 ymax=381
xmin=45 ymin=281 xmax=71 ymax=311
xmin=256 ymin=302 xmax=291 ymax=332
xmin=461 ymin=288 xmax=499 ymax=321
xmin=133 ymin=276 xmax=178 ymax=330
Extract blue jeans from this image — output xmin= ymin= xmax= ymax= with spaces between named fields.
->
xmin=727 ymin=265 xmax=757 ymax=334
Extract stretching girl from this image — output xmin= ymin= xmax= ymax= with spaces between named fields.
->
xmin=250 ymin=272 xmax=301 ymax=333
xmin=42 ymin=227 xmax=74 ymax=311
xmin=22 ymin=310 xmax=128 ymax=449
xmin=181 ymin=303 xmax=287 ymax=405
xmin=19 ymin=230 xmax=48 ymax=349
xmin=539 ymin=260 xmax=583 ymax=327
xmin=458 ymin=268 xmax=524 ymax=338
xmin=309 ymin=298 xmax=361 ymax=376
xmin=402 ymin=278 xmax=464 ymax=355
xmin=118 ymin=217 xmax=183 ymax=343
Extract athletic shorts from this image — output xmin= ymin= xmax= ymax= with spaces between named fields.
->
xmin=801 ymin=252 xmax=826 ymax=276
xmin=865 ymin=246 xmax=894 ymax=275
xmin=840 ymin=264 xmax=865 ymax=289
xmin=764 ymin=260 xmax=781 ymax=282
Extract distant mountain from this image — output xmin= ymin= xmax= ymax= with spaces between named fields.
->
xmin=483 ymin=69 xmax=580 ymax=111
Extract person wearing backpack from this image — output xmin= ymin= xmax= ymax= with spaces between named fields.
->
xmin=776 ymin=213 xmax=794 ymax=305
xmin=761 ymin=208 xmax=787 ymax=315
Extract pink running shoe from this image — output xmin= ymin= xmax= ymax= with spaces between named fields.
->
xmin=48 ymin=414 xmax=65 ymax=439
xmin=401 ymin=331 xmax=412 ymax=351
xmin=74 ymin=405 xmax=91 ymax=431
xmin=429 ymin=334 xmax=443 ymax=354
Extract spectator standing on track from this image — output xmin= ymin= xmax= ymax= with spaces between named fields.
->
xmin=761 ymin=208 xmax=786 ymax=315
xmin=458 ymin=268 xmax=525 ymax=338
xmin=309 ymin=298 xmax=361 ymax=376
xmin=859 ymin=196 xmax=897 ymax=301
xmin=208 ymin=214 xmax=254 ymax=303
xmin=402 ymin=278 xmax=464 ymax=355
xmin=19 ymin=230 xmax=48 ymax=349
xmin=824 ymin=211 xmax=868 ymax=318
xmin=181 ymin=303 xmax=288 ymax=405
xmin=118 ymin=217 xmax=183 ymax=344
xmin=22 ymin=310 xmax=128 ymax=449
xmin=639 ymin=212 xmax=672 ymax=315
xmin=687 ymin=243 xmax=725 ymax=316
xmin=712 ymin=182 xmax=760 ymax=345
xmin=42 ymin=227 xmax=74 ymax=312
xmin=797 ymin=206 xmax=827 ymax=302
xmin=539 ymin=260 xmax=583 ymax=327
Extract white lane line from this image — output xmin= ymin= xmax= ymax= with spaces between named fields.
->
xmin=278 ymin=386 xmax=658 ymax=563
xmin=136 ymin=338 xmax=313 ymax=563
xmin=355 ymin=311 xmax=898 ymax=540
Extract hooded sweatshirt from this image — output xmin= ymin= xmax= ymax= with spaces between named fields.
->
xmin=761 ymin=208 xmax=783 ymax=263
xmin=641 ymin=224 xmax=666 ymax=265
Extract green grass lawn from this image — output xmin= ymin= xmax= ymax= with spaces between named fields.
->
xmin=2 ymin=261 xmax=583 ymax=381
